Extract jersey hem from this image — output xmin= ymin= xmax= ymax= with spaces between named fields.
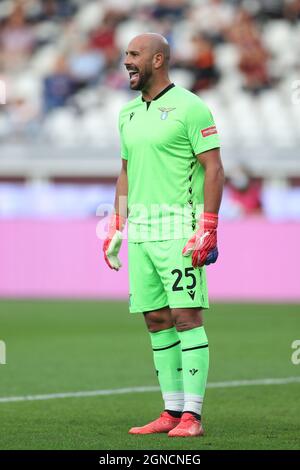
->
xmin=129 ymin=302 xmax=169 ymax=314
xmin=129 ymin=302 xmax=210 ymax=313
xmin=169 ymin=303 xmax=209 ymax=310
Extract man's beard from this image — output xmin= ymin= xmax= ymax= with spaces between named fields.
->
xmin=130 ymin=67 xmax=152 ymax=91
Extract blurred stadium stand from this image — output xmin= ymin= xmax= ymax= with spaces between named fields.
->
xmin=0 ymin=0 xmax=299 ymax=219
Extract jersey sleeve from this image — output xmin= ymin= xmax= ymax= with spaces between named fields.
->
xmin=185 ymin=98 xmax=220 ymax=155
xmin=118 ymin=111 xmax=128 ymax=160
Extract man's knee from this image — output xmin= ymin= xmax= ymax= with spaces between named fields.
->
xmin=143 ymin=307 xmax=173 ymax=333
xmin=172 ymin=308 xmax=203 ymax=332
xmin=175 ymin=320 xmax=201 ymax=332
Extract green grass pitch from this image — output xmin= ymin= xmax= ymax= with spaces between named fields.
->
xmin=0 ymin=300 xmax=299 ymax=450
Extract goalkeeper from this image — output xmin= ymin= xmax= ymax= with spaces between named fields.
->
xmin=103 ymin=33 xmax=224 ymax=437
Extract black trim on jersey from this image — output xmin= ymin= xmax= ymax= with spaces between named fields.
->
xmin=152 ymin=339 xmax=181 ymax=351
xmin=182 ymin=344 xmax=208 ymax=352
xmin=142 ymin=83 xmax=175 ymax=108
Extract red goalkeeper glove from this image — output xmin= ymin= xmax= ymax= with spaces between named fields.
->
xmin=182 ymin=212 xmax=218 ymax=268
xmin=103 ymin=214 xmax=126 ymax=270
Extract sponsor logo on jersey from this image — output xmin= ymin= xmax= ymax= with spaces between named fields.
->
xmin=158 ymin=107 xmax=176 ymax=120
xmin=129 ymin=112 xmax=135 ymax=121
xmin=201 ymin=125 xmax=217 ymax=137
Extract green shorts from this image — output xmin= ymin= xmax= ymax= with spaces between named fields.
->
xmin=128 ymin=238 xmax=209 ymax=313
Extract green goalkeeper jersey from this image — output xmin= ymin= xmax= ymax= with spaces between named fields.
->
xmin=119 ymin=84 xmax=220 ymax=242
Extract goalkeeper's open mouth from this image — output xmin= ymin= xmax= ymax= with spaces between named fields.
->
xmin=128 ymin=69 xmax=139 ymax=85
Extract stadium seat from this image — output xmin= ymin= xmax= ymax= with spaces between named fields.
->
xmin=43 ymin=109 xmax=79 ymax=146
xmin=30 ymin=45 xmax=60 ymax=77
xmin=214 ymin=44 xmax=239 ymax=74
xmin=262 ymin=20 xmax=293 ymax=55
xmin=74 ymin=1 xmax=105 ymax=33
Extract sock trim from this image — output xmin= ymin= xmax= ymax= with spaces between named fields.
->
xmin=165 ymin=410 xmax=182 ymax=418
xmin=182 ymin=411 xmax=201 ymax=421
xmin=152 ymin=340 xmax=181 ymax=351
xmin=182 ymin=344 xmax=208 ymax=352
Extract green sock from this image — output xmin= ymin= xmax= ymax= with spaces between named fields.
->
xmin=177 ymin=326 xmax=209 ymax=416
xmin=149 ymin=327 xmax=184 ymax=413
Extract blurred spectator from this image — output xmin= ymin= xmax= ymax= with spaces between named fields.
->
xmin=89 ymin=9 xmax=124 ymax=67
xmin=189 ymin=33 xmax=219 ymax=91
xmin=43 ymin=56 xmax=74 ymax=113
xmin=150 ymin=0 xmax=188 ymax=21
xmin=40 ymin=0 xmax=76 ymax=21
xmin=0 ymin=0 xmax=297 ymax=155
xmin=226 ymin=166 xmax=262 ymax=216
xmin=255 ymin=0 xmax=284 ymax=20
xmin=238 ymin=41 xmax=271 ymax=94
xmin=189 ymin=0 xmax=235 ymax=44
xmin=284 ymin=0 xmax=300 ymax=21
xmin=227 ymin=9 xmax=263 ymax=49
xmin=26 ymin=0 xmax=77 ymax=23
xmin=227 ymin=9 xmax=272 ymax=94
xmin=69 ymin=42 xmax=105 ymax=91
xmin=0 ymin=5 xmax=36 ymax=72
xmin=5 ymin=97 xmax=40 ymax=141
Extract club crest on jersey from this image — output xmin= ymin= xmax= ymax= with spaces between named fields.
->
xmin=158 ymin=107 xmax=176 ymax=120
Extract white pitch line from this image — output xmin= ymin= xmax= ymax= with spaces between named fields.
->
xmin=0 ymin=377 xmax=299 ymax=404
xmin=0 ymin=386 xmax=160 ymax=404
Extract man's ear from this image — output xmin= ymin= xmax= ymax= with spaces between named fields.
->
xmin=153 ymin=52 xmax=163 ymax=69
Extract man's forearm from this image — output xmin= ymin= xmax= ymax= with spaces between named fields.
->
xmin=183 ymin=150 xmax=224 ymax=267
xmin=114 ymin=168 xmax=128 ymax=219
xmin=197 ymin=148 xmax=224 ymax=215
xmin=103 ymin=168 xmax=127 ymax=271
xmin=203 ymin=165 xmax=224 ymax=214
